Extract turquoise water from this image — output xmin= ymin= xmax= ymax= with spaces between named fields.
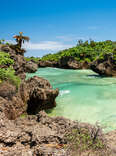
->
xmin=27 ymin=67 xmax=116 ymax=132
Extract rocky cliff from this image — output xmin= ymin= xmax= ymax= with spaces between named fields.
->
xmin=0 ymin=76 xmax=59 ymax=120
xmin=91 ymin=53 xmax=116 ymax=77
xmin=0 ymin=44 xmax=59 ymax=118
xmin=0 ymin=44 xmax=38 ymax=79
xmin=0 ymin=44 xmax=116 ymax=155
xmin=38 ymin=56 xmax=90 ymax=69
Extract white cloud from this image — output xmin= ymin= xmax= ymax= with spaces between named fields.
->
xmin=23 ymin=41 xmax=73 ymax=51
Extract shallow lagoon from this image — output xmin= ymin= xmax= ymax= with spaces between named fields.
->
xmin=27 ymin=67 xmax=116 ymax=132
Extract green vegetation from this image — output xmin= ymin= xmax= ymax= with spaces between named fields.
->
xmin=41 ymin=40 xmax=116 ymax=62
xmin=24 ymin=56 xmax=40 ymax=63
xmin=0 ymin=67 xmax=21 ymax=88
xmin=0 ymin=51 xmax=21 ymax=88
xmin=20 ymin=113 xmax=27 ymax=118
xmin=0 ymin=52 xmax=14 ymax=66
xmin=64 ymin=124 xmax=109 ymax=155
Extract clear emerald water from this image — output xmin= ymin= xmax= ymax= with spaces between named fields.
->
xmin=27 ymin=67 xmax=116 ymax=132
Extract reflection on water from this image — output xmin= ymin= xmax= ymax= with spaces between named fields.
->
xmin=27 ymin=67 xmax=116 ymax=132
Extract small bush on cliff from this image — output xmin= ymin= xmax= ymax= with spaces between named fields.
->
xmin=0 ymin=67 xmax=21 ymax=88
xmin=0 ymin=51 xmax=14 ymax=66
xmin=0 ymin=51 xmax=21 ymax=88
xmin=64 ymin=124 xmax=109 ymax=155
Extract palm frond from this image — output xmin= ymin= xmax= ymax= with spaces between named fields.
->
xmin=13 ymin=35 xmax=30 ymax=41
xmin=13 ymin=35 xmax=19 ymax=39
xmin=13 ymin=33 xmax=30 ymax=48
xmin=22 ymin=36 xmax=30 ymax=41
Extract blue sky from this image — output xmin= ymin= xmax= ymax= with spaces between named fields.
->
xmin=0 ymin=0 xmax=116 ymax=57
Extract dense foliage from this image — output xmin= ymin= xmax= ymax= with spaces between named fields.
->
xmin=41 ymin=40 xmax=116 ymax=62
xmin=0 ymin=51 xmax=21 ymax=88
xmin=24 ymin=56 xmax=40 ymax=63
xmin=0 ymin=52 xmax=14 ymax=66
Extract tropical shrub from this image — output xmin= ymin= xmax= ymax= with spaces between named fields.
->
xmin=0 ymin=51 xmax=14 ymax=66
xmin=0 ymin=51 xmax=21 ymax=88
xmin=64 ymin=124 xmax=109 ymax=155
xmin=0 ymin=67 xmax=21 ymax=88
xmin=40 ymin=40 xmax=116 ymax=63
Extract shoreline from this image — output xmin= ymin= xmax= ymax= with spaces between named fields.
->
xmin=0 ymin=42 xmax=116 ymax=155
xmin=29 ymin=67 xmax=116 ymax=133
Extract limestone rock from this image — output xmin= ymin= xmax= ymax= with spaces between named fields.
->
xmin=38 ymin=56 xmax=90 ymax=69
xmin=25 ymin=61 xmax=38 ymax=73
xmin=0 ymin=45 xmax=37 ymax=80
xmin=38 ymin=60 xmax=58 ymax=67
xmin=26 ymin=76 xmax=59 ymax=114
xmin=91 ymin=53 xmax=116 ymax=76
xmin=0 ymin=76 xmax=59 ymax=119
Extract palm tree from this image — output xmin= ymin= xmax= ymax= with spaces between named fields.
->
xmin=13 ymin=32 xmax=30 ymax=48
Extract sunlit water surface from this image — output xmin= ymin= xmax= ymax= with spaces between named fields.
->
xmin=27 ymin=67 xmax=116 ymax=132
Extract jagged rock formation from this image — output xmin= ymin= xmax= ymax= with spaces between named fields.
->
xmin=0 ymin=109 xmax=111 ymax=156
xmin=26 ymin=76 xmax=59 ymax=114
xmin=38 ymin=60 xmax=58 ymax=68
xmin=91 ymin=53 xmax=116 ymax=76
xmin=58 ymin=56 xmax=90 ymax=69
xmin=0 ymin=108 xmax=115 ymax=156
xmin=0 ymin=110 xmax=77 ymax=155
xmin=38 ymin=56 xmax=90 ymax=69
xmin=0 ymin=82 xmax=27 ymax=120
xmin=0 ymin=43 xmax=116 ymax=155
xmin=0 ymin=44 xmax=38 ymax=79
xmin=0 ymin=76 xmax=59 ymax=119
xmin=25 ymin=61 xmax=38 ymax=73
